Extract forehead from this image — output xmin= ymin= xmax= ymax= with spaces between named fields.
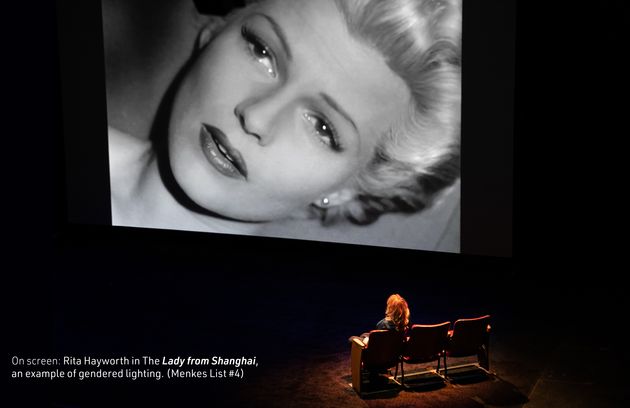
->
xmin=249 ymin=0 xmax=411 ymax=153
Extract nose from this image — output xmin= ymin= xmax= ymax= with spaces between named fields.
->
xmin=234 ymin=105 xmax=261 ymax=143
xmin=234 ymin=94 xmax=284 ymax=146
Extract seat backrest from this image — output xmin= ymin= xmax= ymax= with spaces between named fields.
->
xmin=403 ymin=322 xmax=451 ymax=363
xmin=363 ymin=330 xmax=405 ymax=369
xmin=448 ymin=315 xmax=491 ymax=357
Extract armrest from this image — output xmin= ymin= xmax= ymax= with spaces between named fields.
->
xmin=351 ymin=337 xmax=367 ymax=349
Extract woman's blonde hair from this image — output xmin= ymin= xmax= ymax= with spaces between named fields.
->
xmin=385 ymin=293 xmax=410 ymax=332
xmin=326 ymin=0 xmax=462 ymax=224
xmin=240 ymin=0 xmax=461 ymax=224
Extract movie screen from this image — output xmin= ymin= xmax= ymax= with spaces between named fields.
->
xmin=102 ymin=0 xmax=463 ymax=253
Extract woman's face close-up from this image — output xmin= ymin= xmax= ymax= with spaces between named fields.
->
xmin=168 ymin=0 xmax=410 ymax=222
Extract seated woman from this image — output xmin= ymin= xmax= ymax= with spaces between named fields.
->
xmin=105 ymin=0 xmax=462 ymax=249
xmin=351 ymin=293 xmax=411 ymax=345
xmin=349 ymin=293 xmax=410 ymax=385
xmin=376 ymin=294 xmax=411 ymax=334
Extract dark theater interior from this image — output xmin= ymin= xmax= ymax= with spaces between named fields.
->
xmin=6 ymin=0 xmax=627 ymax=407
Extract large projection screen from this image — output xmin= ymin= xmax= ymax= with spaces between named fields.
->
xmin=58 ymin=0 xmax=513 ymax=257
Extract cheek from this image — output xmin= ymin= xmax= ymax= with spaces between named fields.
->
xmin=170 ymin=39 xmax=245 ymax=143
xmin=256 ymin=144 xmax=356 ymax=202
xmin=184 ymin=33 xmax=247 ymax=108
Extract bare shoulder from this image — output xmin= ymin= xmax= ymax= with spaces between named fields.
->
xmin=109 ymin=127 xmax=151 ymax=171
xmin=108 ymin=127 xmax=151 ymax=199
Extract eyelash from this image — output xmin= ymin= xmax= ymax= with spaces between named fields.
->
xmin=240 ymin=25 xmax=343 ymax=153
xmin=241 ymin=26 xmax=277 ymax=78
xmin=304 ymin=112 xmax=343 ymax=152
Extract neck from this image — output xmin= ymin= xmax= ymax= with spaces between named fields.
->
xmin=120 ymin=154 xmax=262 ymax=236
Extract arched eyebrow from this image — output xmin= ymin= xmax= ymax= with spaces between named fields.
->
xmin=320 ymin=92 xmax=358 ymax=133
xmin=252 ymin=13 xmax=293 ymax=61
xmin=250 ymin=13 xmax=357 ymax=134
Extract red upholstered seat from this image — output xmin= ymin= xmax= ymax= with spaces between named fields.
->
xmin=398 ymin=322 xmax=451 ymax=385
xmin=446 ymin=315 xmax=491 ymax=372
xmin=350 ymin=330 xmax=405 ymax=395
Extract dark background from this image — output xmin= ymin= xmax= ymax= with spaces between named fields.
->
xmin=5 ymin=0 xmax=625 ymax=406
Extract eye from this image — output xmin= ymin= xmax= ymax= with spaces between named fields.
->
xmin=241 ymin=26 xmax=277 ymax=78
xmin=303 ymin=113 xmax=342 ymax=152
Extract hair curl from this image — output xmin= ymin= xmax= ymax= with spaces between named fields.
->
xmin=385 ymin=293 xmax=411 ymax=332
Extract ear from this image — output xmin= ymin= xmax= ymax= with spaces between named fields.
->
xmin=197 ymin=15 xmax=227 ymax=50
xmin=312 ymin=188 xmax=355 ymax=209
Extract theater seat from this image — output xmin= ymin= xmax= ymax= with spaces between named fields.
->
xmin=398 ymin=321 xmax=451 ymax=386
xmin=350 ymin=330 xmax=405 ymax=396
xmin=445 ymin=315 xmax=491 ymax=377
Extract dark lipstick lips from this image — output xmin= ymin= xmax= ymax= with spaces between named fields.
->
xmin=200 ymin=124 xmax=248 ymax=180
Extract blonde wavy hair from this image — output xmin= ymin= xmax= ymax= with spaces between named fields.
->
xmin=385 ymin=293 xmax=411 ymax=332
xmin=329 ymin=0 xmax=462 ymax=224
xmin=238 ymin=0 xmax=462 ymax=224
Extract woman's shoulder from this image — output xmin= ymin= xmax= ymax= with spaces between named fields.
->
xmin=109 ymin=126 xmax=150 ymax=162
xmin=376 ymin=318 xmax=395 ymax=330
xmin=108 ymin=126 xmax=152 ymax=199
